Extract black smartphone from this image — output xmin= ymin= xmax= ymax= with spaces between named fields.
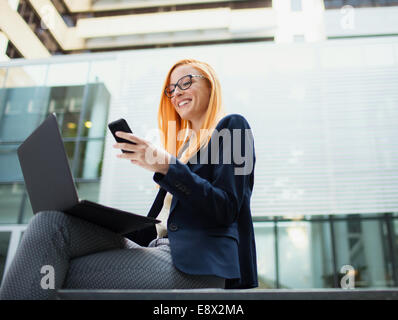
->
xmin=108 ymin=118 xmax=136 ymax=153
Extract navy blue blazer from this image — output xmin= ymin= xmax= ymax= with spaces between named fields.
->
xmin=126 ymin=114 xmax=258 ymax=289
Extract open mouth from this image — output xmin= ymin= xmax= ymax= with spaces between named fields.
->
xmin=178 ymin=99 xmax=191 ymax=108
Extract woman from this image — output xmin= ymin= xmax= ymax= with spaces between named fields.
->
xmin=0 ymin=59 xmax=257 ymax=300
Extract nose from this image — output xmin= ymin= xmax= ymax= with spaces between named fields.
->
xmin=171 ymin=88 xmax=182 ymax=106
xmin=174 ymin=85 xmax=183 ymax=96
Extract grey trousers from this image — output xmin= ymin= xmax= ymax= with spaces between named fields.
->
xmin=0 ymin=211 xmax=225 ymax=300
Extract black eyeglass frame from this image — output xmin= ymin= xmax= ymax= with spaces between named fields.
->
xmin=164 ymin=74 xmax=207 ymax=98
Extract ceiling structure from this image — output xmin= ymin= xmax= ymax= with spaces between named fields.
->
xmin=0 ymin=0 xmax=335 ymax=59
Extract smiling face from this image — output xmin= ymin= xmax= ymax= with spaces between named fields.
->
xmin=169 ymin=65 xmax=211 ymax=130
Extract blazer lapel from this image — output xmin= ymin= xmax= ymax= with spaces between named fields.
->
xmin=148 ymin=146 xmax=207 ymax=218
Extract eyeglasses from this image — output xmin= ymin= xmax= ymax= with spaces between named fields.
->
xmin=164 ymin=74 xmax=207 ymax=98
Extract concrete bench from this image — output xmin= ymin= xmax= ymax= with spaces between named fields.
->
xmin=57 ymin=288 xmax=398 ymax=300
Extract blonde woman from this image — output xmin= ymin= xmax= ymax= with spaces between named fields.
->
xmin=0 ymin=59 xmax=257 ymax=300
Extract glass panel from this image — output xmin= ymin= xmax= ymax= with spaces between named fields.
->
xmin=5 ymin=65 xmax=47 ymax=88
xmin=48 ymin=86 xmax=85 ymax=138
xmin=0 ymin=68 xmax=6 ymax=121
xmin=278 ymin=220 xmax=334 ymax=288
xmin=334 ymin=217 xmax=392 ymax=288
xmin=254 ymin=222 xmax=276 ymax=288
xmin=394 ymin=218 xmax=398 ymax=278
xmin=0 ymin=87 xmax=50 ymax=141
xmin=88 ymin=60 xmax=117 ymax=96
xmin=81 ymin=83 xmax=110 ymax=139
xmin=22 ymin=192 xmax=34 ymax=225
xmin=0 ymin=144 xmax=22 ymax=181
xmin=0 ymin=183 xmax=24 ymax=224
xmin=76 ymin=140 xmax=104 ymax=179
xmin=63 ymin=141 xmax=76 ymax=173
xmin=76 ymin=181 xmax=100 ymax=203
xmin=310 ymin=221 xmax=335 ymax=288
xmin=381 ymin=216 xmax=396 ymax=287
xmin=46 ymin=62 xmax=89 ymax=87
xmin=0 ymin=66 xmax=49 ymax=142
xmin=45 ymin=62 xmax=89 ymax=140
xmin=0 ymin=232 xmax=11 ymax=284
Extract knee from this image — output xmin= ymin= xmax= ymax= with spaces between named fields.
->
xmin=31 ymin=210 xmax=68 ymax=227
xmin=25 ymin=211 xmax=69 ymax=242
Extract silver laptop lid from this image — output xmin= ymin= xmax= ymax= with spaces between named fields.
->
xmin=17 ymin=113 xmax=79 ymax=213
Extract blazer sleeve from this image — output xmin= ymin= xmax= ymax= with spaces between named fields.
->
xmin=153 ymin=114 xmax=255 ymax=227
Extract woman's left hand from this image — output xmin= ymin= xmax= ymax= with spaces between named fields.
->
xmin=113 ymin=131 xmax=171 ymax=175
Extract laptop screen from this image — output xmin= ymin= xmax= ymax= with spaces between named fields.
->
xmin=17 ymin=113 xmax=79 ymax=214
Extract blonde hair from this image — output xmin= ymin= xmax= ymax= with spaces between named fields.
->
xmin=158 ymin=59 xmax=226 ymax=164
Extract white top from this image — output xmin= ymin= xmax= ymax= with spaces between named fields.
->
xmin=156 ymin=191 xmax=173 ymax=238
xmin=156 ymin=139 xmax=190 ymax=239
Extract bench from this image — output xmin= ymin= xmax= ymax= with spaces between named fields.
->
xmin=57 ymin=288 xmax=398 ymax=300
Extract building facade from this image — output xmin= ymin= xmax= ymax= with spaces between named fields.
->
xmin=0 ymin=0 xmax=397 ymax=289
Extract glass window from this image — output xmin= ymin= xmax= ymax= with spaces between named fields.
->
xmin=0 ymin=68 xmax=7 ymax=129
xmin=88 ymin=60 xmax=117 ymax=97
xmin=310 ymin=220 xmax=335 ymax=288
xmin=0 ymin=232 xmax=11 ymax=284
xmin=0 ymin=144 xmax=23 ymax=181
xmin=0 ymin=87 xmax=50 ymax=141
xmin=83 ymin=60 xmax=114 ymax=140
xmin=63 ymin=141 xmax=76 ymax=173
xmin=5 ymin=65 xmax=47 ymax=88
xmin=46 ymin=62 xmax=89 ymax=88
xmin=21 ymin=190 xmax=34 ymax=225
xmin=80 ymin=83 xmax=110 ymax=139
xmin=76 ymin=140 xmax=104 ymax=179
xmin=277 ymin=220 xmax=334 ymax=288
xmin=76 ymin=181 xmax=100 ymax=203
xmin=48 ymin=86 xmax=85 ymax=138
xmin=381 ymin=215 xmax=397 ymax=287
xmin=333 ymin=217 xmax=392 ymax=288
xmin=254 ymin=222 xmax=276 ymax=288
xmin=0 ymin=183 xmax=24 ymax=224
xmin=0 ymin=66 xmax=49 ymax=142
xmin=394 ymin=218 xmax=398 ymax=274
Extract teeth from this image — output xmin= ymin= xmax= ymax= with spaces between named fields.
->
xmin=179 ymin=100 xmax=190 ymax=107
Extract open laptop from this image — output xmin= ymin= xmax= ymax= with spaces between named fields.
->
xmin=17 ymin=113 xmax=159 ymax=235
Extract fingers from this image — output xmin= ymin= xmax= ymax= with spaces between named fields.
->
xmin=115 ymin=131 xmax=144 ymax=144
xmin=113 ymin=142 xmax=137 ymax=152
xmin=113 ymin=132 xmax=147 ymax=153
xmin=117 ymin=152 xmax=138 ymax=160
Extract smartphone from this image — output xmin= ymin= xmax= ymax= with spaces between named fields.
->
xmin=108 ymin=118 xmax=136 ymax=153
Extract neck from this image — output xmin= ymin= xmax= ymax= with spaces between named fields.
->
xmin=190 ymin=114 xmax=206 ymax=137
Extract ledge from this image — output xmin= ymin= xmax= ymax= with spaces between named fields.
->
xmin=57 ymin=288 xmax=398 ymax=300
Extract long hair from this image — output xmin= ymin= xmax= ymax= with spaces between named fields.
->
xmin=158 ymin=59 xmax=226 ymax=164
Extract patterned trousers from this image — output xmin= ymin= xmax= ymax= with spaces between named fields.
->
xmin=0 ymin=211 xmax=225 ymax=300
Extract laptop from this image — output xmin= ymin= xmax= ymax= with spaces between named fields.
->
xmin=17 ymin=113 xmax=160 ymax=235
